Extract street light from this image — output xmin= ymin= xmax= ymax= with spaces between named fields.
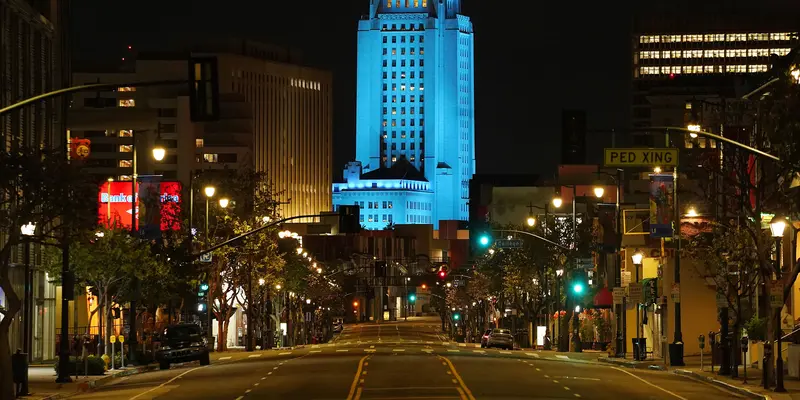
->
xmin=204 ymin=185 xmax=216 ymax=240
xmin=631 ymin=249 xmax=644 ymax=360
xmin=218 ymin=198 xmax=229 ymax=209
xmin=151 ymin=145 xmax=166 ymax=161
xmin=526 ymin=216 xmax=536 ymax=227
xmin=593 ymin=186 xmax=604 ymax=199
xmin=20 ymin=222 xmax=35 ymax=365
xmin=552 ymin=196 xmax=563 ymax=208
xmin=686 ymin=207 xmax=698 ymax=217
xmin=653 ymin=166 xmax=662 ymax=174
xmin=275 ymin=284 xmax=282 ymax=290
xmin=204 ymin=186 xmax=216 ymax=198
xmin=771 ymin=215 xmax=787 ymax=392
xmin=687 ymin=124 xmax=701 ymax=138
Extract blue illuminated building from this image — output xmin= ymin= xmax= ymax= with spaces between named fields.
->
xmin=333 ymin=0 xmax=476 ymax=229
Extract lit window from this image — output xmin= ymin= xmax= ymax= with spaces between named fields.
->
xmin=748 ymin=48 xmax=770 ymax=57
xmin=118 ymin=87 xmax=136 ymax=92
xmin=771 ymin=48 xmax=791 ymax=56
xmin=392 ymin=156 xmax=397 ymax=162
xmin=683 ymin=34 xmax=703 ymax=42
xmin=203 ymin=154 xmax=219 ymax=163
xmin=770 ymin=33 xmax=791 ymax=41
xmin=118 ymin=145 xmax=132 ymax=153
xmin=748 ymin=64 xmax=768 ymax=72
xmin=639 ymin=51 xmax=660 ymax=59
xmin=196 ymin=139 xmax=204 ymax=148
xmin=422 ymin=0 xmax=426 ymax=6
xmin=662 ymin=35 xmax=682 ymax=43
xmin=387 ymin=0 xmax=391 ymax=6
xmin=704 ymin=49 xmax=724 ymax=58
xmin=726 ymin=49 xmax=747 ymax=57
xmin=726 ymin=33 xmax=747 ymax=42
xmin=118 ymin=130 xmax=133 ymax=138
xmin=683 ymin=50 xmax=703 ymax=58
xmin=639 ymin=35 xmax=660 ymax=43
xmin=119 ymin=160 xmax=132 ymax=168
xmin=119 ymin=99 xmax=135 ymax=107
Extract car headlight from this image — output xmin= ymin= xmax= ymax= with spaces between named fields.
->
xmin=161 ymin=346 xmax=171 ymax=351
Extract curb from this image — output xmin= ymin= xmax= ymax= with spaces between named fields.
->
xmin=39 ymin=364 xmax=158 ymax=400
xmin=598 ymin=357 xmax=667 ymax=371
xmin=673 ymin=369 xmax=768 ymax=399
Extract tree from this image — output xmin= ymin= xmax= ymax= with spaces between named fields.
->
xmin=0 ymin=148 xmax=97 ymax=400
xmin=199 ymin=169 xmax=284 ymax=351
xmin=43 ymin=225 xmax=168 ymax=355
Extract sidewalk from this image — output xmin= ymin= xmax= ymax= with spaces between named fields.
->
xmin=24 ymin=363 xmax=158 ymax=400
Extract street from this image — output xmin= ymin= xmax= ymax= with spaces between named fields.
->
xmin=65 ymin=318 xmax=744 ymax=400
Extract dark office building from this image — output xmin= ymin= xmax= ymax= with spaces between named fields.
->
xmin=561 ymin=110 xmax=587 ymax=165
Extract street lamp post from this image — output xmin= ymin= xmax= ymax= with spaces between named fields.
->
xmin=771 ymin=216 xmax=787 ymax=392
xmin=594 ymin=169 xmax=625 ymax=358
xmin=20 ymin=222 xmax=36 ymax=368
xmin=631 ymin=250 xmax=643 ymax=360
xmin=555 ymin=268 xmax=564 ymax=351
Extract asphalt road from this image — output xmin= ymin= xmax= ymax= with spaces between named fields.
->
xmin=68 ymin=317 xmax=744 ymax=400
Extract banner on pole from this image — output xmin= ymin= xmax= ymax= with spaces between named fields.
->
xmin=649 ymin=174 xmax=674 ymax=238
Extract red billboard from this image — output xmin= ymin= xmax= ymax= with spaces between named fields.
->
xmin=98 ymin=180 xmax=182 ymax=232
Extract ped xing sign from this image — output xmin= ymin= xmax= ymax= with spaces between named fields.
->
xmin=604 ymin=148 xmax=678 ymax=167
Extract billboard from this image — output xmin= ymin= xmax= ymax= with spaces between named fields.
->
xmin=98 ymin=180 xmax=182 ymax=233
xmin=649 ymin=174 xmax=674 ymax=238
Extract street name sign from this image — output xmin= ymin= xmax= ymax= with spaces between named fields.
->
xmin=495 ymin=239 xmax=523 ymax=249
xmin=612 ymin=287 xmax=625 ymax=305
xmin=628 ymin=282 xmax=644 ymax=304
xmin=576 ymin=258 xmax=594 ymax=269
xmin=604 ymin=148 xmax=678 ymax=167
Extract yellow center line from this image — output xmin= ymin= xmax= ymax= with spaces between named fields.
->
xmin=347 ymin=355 xmax=370 ymax=400
xmin=438 ymin=356 xmax=476 ymax=400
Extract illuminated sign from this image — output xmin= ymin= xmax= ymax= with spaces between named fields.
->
xmin=98 ymin=181 xmax=182 ymax=231
xmin=604 ymin=148 xmax=678 ymax=167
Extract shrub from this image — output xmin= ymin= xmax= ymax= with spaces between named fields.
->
xmin=53 ymin=356 xmax=106 ymax=376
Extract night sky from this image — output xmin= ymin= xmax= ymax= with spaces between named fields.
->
xmin=72 ymin=0 xmax=798 ymax=179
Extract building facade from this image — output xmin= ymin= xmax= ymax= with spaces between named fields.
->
xmin=631 ymin=12 xmax=799 ymax=146
xmin=0 ymin=0 xmax=65 ymax=362
xmin=334 ymin=0 xmax=475 ymax=228
xmin=69 ymin=40 xmax=333 ymax=221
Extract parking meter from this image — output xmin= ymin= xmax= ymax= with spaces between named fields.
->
xmin=741 ymin=336 xmax=749 ymax=383
xmin=741 ymin=336 xmax=748 ymax=353
xmin=698 ymin=334 xmax=705 ymax=349
xmin=708 ymin=331 xmax=717 ymax=372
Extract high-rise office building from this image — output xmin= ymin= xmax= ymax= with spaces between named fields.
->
xmin=69 ymin=40 xmax=333 ymax=221
xmin=333 ymin=0 xmax=476 ymax=229
xmin=631 ymin=11 xmax=799 ymax=146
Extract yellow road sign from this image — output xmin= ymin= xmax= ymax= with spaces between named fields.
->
xmin=119 ymin=335 xmax=125 ymax=343
xmin=604 ymin=148 xmax=678 ymax=167
xmin=110 ymin=335 xmax=117 ymax=344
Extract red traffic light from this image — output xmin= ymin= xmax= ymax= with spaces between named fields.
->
xmin=438 ymin=271 xmax=446 ymax=278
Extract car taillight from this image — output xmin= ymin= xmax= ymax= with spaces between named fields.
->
xmin=483 ymin=335 xmax=489 ymax=339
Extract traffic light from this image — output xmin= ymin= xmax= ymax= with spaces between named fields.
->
xmin=453 ymin=313 xmax=460 ymax=321
xmin=570 ymin=272 xmax=587 ymax=297
xmin=572 ymin=282 xmax=585 ymax=294
xmin=188 ymin=57 xmax=220 ymax=122
xmin=469 ymin=209 xmax=492 ymax=256
xmin=197 ymin=281 xmax=209 ymax=313
xmin=408 ymin=290 xmax=417 ymax=303
xmin=437 ymin=266 xmax=448 ymax=279
xmin=478 ymin=234 xmax=491 ymax=247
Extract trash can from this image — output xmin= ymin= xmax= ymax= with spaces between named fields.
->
xmin=632 ymin=338 xmax=647 ymax=361
xmin=12 ymin=350 xmax=29 ymax=397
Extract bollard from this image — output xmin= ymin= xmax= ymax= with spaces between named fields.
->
xmin=709 ymin=331 xmax=716 ymax=373
xmin=110 ymin=335 xmax=116 ymax=370
xmin=120 ymin=335 xmax=126 ymax=368
xmin=741 ymin=336 xmax=749 ymax=384
xmin=763 ymin=340 xmax=772 ymax=389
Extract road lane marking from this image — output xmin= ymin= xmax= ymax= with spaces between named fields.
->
xmin=235 ymin=397 xmax=243 ymax=400
xmin=452 ymin=379 xmax=458 ymax=384
xmin=338 ymin=349 xmax=350 ymax=352
xmin=536 ymin=368 xmax=541 ymax=371
xmin=526 ymin=352 xmax=539 ymax=358
xmin=128 ymin=365 xmax=207 ymax=400
xmin=544 ymin=375 xmax=550 ymax=378
xmin=346 ymin=355 xmax=370 ymax=400
xmin=261 ymin=377 xmax=266 ymax=380
xmin=499 ymin=351 xmax=512 ymax=354
xmin=439 ymin=356 xmax=476 ymax=400
xmin=472 ymin=350 xmax=485 ymax=354
xmin=553 ymin=380 xmax=559 ymax=383
xmin=254 ymin=383 xmax=260 ymax=386
xmin=447 ymin=349 xmax=460 ymax=353
xmin=611 ymin=367 xmax=688 ymax=400
xmin=279 ymin=351 xmax=292 ymax=355
xmin=218 ymin=356 xmax=232 ymax=360
xmin=245 ymin=389 xmax=251 ymax=393
xmin=574 ymin=394 xmax=581 ymax=398
xmin=556 ymin=355 xmax=569 ymax=359
xmin=268 ymin=371 xmax=273 ymax=375
xmin=393 ymin=349 xmax=405 ymax=352
xmin=564 ymin=386 xmax=570 ymax=391
xmin=365 ymin=349 xmax=376 ymax=352
xmin=370 ymin=345 xmax=375 ymax=348
xmin=310 ymin=350 xmax=322 ymax=353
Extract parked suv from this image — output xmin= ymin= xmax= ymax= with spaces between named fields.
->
xmin=155 ymin=324 xmax=210 ymax=370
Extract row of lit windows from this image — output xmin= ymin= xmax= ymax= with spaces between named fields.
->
xmin=382 ymin=132 xmax=424 ymax=140
xmin=407 ymin=214 xmax=431 ymax=224
xmin=382 ymin=119 xmax=425 ymax=127
xmin=363 ymin=200 xmax=394 ymax=209
xmin=382 ymin=23 xmax=425 ymax=31
xmin=386 ymin=0 xmax=427 ymax=8
xmin=384 ymin=142 xmax=419 ymax=151
xmin=382 ymin=83 xmax=425 ymax=91
xmin=382 ymin=59 xmax=424 ymax=68
xmin=382 ymin=71 xmax=424 ymax=80
xmin=383 ymin=106 xmax=424 ymax=115
xmin=639 ymin=32 xmax=795 ymax=44
xmin=119 ymin=99 xmax=135 ymax=107
xmin=383 ymin=47 xmax=425 ymax=56
xmin=361 ymin=214 xmax=394 ymax=223
xmin=290 ymin=78 xmax=322 ymax=91
xmin=640 ymin=64 xmax=769 ymax=75
xmin=383 ymin=94 xmax=424 ymax=103
xmin=640 ymin=48 xmax=792 ymax=59
xmin=383 ymin=35 xmax=425 ymax=44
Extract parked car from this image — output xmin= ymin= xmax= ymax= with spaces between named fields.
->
xmin=485 ymin=328 xmax=514 ymax=350
xmin=155 ymin=324 xmax=210 ymax=370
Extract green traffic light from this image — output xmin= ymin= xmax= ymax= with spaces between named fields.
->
xmin=409 ymin=294 xmax=416 ymax=302
xmin=479 ymin=235 xmax=490 ymax=246
xmin=453 ymin=313 xmax=460 ymax=320
xmin=200 ymin=283 xmax=209 ymax=291
xmin=573 ymin=283 xmax=584 ymax=294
